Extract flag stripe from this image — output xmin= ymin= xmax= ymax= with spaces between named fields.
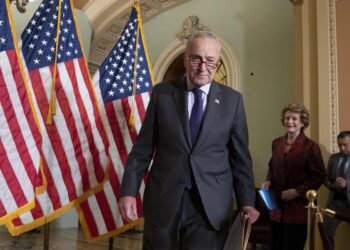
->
xmin=34 ymin=67 xmax=77 ymax=208
xmin=95 ymin=190 xmax=117 ymax=231
xmin=87 ymin=195 xmax=107 ymax=236
xmin=1 ymin=50 xmax=41 ymax=164
xmin=80 ymin=200 xmax=99 ymax=237
xmin=29 ymin=68 xmax=77 ymax=202
xmin=105 ymin=102 xmax=128 ymax=166
xmin=55 ymin=61 xmax=94 ymax=192
xmin=135 ymin=93 xmax=147 ymax=122
xmin=0 ymin=82 xmax=35 ymax=198
xmin=0 ymin=199 xmax=6 ymax=217
xmin=69 ymin=59 xmax=105 ymax=184
xmin=0 ymin=139 xmax=28 ymax=209
xmin=76 ymin=58 xmax=109 ymax=150
xmin=39 ymin=158 xmax=62 ymax=211
xmin=0 ymin=51 xmax=39 ymax=186
xmin=113 ymin=100 xmax=133 ymax=157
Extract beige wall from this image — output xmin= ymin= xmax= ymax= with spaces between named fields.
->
xmin=336 ymin=0 xmax=350 ymax=131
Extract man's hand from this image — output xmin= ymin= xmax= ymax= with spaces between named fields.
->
xmin=118 ymin=196 xmax=138 ymax=222
xmin=281 ymin=188 xmax=299 ymax=201
xmin=241 ymin=206 xmax=260 ymax=224
xmin=334 ymin=177 xmax=347 ymax=189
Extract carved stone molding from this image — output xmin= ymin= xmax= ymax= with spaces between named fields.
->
xmin=328 ymin=0 xmax=339 ymax=153
xmin=176 ymin=16 xmax=209 ymax=42
xmin=10 ymin=0 xmax=29 ymax=13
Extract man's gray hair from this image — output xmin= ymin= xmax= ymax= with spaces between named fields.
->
xmin=185 ymin=31 xmax=221 ymax=53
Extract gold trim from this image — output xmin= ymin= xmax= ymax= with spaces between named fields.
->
xmin=6 ymin=181 xmax=106 ymax=236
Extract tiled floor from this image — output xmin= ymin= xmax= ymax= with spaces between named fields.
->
xmin=0 ymin=226 xmax=269 ymax=250
xmin=0 ymin=227 xmax=142 ymax=250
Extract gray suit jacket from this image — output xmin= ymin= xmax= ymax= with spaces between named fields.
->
xmin=120 ymin=78 xmax=256 ymax=230
xmin=325 ymin=153 xmax=350 ymax=204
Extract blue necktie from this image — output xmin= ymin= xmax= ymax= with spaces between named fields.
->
xmin=190 ymin=88 xmax=204 ymax=144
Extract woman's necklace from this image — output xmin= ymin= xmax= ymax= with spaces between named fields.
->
xmin=285 ymin=136 xmax=297 ymax=146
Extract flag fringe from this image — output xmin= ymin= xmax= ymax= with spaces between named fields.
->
xmin=0 ymin=201 xmax=35 ymax=226
xmin=77 ymin=205 xmax=144 ymax=244
xmin=6 ymin=176 xmax=108 ymax=236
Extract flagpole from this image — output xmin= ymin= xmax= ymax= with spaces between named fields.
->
xmin=43 ymin=223 xmax=50 ymax=250
xmin=108 ymin=237 xmax=114 ymax=250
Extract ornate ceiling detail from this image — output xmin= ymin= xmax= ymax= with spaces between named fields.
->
xmin=87 ymin=0 xmax=190 ymax=74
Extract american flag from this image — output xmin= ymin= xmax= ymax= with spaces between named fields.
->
xmin=78 ymin=3 xmax=154 ymax=241
xmin=6 ymin=0 xmax=110 ymax=235
xmin=0 ymin=0 xmax=44 ymax=225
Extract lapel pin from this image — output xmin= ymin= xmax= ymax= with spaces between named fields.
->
xmin=215 ymin=99 xmax=220 ymax=104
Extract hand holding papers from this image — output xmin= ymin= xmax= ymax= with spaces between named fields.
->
xmin=258 ymin=188 xmax=278 ymax=210
xmin=223 ymin=213 xmax=251 ymax=250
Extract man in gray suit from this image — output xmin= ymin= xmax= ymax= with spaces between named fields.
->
xmin=324 ymin=131 xmax=350 ymax=250
xmin=118 ymin=31 xmax=259 ymax=250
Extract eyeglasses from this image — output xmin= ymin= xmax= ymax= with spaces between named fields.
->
xmin=187 ymin=55 xmax=219 ymax=70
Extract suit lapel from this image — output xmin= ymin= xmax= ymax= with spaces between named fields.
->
xmin=195 ymin=82 xmax=221 ymax=147
xmin=173 ymin=78 xmax=192 ymax=147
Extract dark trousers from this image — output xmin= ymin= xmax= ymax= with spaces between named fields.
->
xmin=142 ymin=187 xmax=228 ymax=250
xmin=270 ymin=221 xmax=307 ymax=250
xmin=323 ymin=198 xmax=350 ymax=250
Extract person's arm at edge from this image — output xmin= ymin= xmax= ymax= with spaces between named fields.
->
xmin=118 ymin=86 xmax=158 ymax=221
xmin=229 ymin=92 xmax=259 ymax=223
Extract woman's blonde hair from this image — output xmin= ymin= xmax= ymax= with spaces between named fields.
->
xmin=280 ymin=103 xmax=310 ymax=130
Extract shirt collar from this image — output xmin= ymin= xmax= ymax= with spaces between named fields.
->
xmin=187 ymin=82 xmax=211 ymax=95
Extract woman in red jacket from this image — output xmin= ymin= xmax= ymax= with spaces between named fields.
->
xmin=261 ymin=103 xmax=326 ymax=250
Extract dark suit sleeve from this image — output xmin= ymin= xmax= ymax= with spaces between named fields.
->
xmin=120 ymin=87 xmax=157 ymax=197
xmin=228 ymin=93 xmax=255 ymax=207
xmin=324 ymin=154 xmax=337 ymax=190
